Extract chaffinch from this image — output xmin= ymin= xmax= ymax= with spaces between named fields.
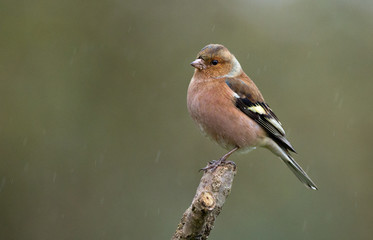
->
xmin=187 ymin=44 xmax=317 ymax=190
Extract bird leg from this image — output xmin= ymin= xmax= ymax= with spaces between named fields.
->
xmin=200 ymin=147 xmax=239 ymax=172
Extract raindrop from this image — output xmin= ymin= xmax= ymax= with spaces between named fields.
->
xmin=23 ymin=137 xmax=28 ymax=146
xmin=24 ymin=163 xmax=29 ymax=172
xmin=155 ymin=150 xmax=161 ymax=163
xmin=302 ymin=219 xmax=307 ymax=231
xmin=70 ymin=48 xmax=78 ymax=65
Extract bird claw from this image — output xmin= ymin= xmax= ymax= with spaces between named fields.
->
xmin=199 ymin=160 xmax=220 ymax=172
xmin=199 ymin=159 xmax=236 ymax=172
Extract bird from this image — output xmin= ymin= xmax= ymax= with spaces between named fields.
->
xmin=187 ymin=44 xmax=317 ymax=190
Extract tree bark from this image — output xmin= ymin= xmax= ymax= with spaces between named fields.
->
xmin=171 ymin=161 xmax=237 ymax=240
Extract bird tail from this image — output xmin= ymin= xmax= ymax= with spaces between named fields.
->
xmin=266 ymin=140 xmax=318 ymax=190
xmin=282 ymin=154 xmax=318 ymax=190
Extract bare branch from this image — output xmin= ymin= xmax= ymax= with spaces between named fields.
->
xmin=172 ymin=162 xmax=237 ymax=240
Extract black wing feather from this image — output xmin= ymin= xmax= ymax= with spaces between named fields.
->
xmin=225 ymin=78 xmax=296 ymax=153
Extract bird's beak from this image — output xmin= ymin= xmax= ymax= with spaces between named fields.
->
xmin=190 ymin=59 xmax=206 ymax=70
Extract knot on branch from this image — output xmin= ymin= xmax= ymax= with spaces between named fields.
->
xmin=198 ymin=192 xmax=215 ymax=210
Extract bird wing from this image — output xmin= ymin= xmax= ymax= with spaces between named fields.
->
xmin=225 ymin=78 xmax=296 ymax=153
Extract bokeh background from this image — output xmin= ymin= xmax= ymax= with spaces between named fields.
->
xmin=1 ymin=0 xmax=373 ymax=239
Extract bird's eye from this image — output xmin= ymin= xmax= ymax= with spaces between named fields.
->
xmin=212 ymin=60 xmax=219 ymax=65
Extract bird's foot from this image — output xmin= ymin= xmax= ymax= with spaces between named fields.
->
xmin=199 ymin=159 xmax=236 ymax=172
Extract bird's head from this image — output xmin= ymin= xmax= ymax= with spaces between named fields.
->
xmin=191 ymin=44 xmax=242 ymax=78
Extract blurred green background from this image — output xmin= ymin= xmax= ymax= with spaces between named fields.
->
xmin=1 ymin=0 xmax=373 ymax=239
